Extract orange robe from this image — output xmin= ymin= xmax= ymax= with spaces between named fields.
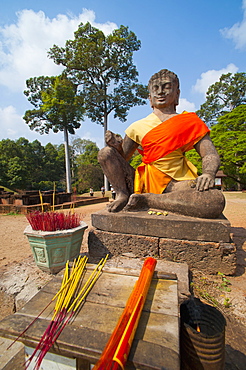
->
xmin=125 ymin=112 xmax=210 ymax=194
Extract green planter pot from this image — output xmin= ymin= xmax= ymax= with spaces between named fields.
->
xmin=24 ymin=221 xmax=88 ymax=274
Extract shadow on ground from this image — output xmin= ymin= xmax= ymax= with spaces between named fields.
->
xmin=225 ymin=315 xmax=246 ymax=369
xmin=231 ymin=226 xmax=246 ymax=277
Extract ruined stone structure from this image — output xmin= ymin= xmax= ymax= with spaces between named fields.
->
xmin=89 ymin=209 xmax=236 ymax=275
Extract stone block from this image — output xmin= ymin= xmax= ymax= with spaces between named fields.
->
xmin=88 ymin=229 xmax=159 ymax=258
xmin=88 ymin=229 xmax=236 ymax=275
xmin=159 ymin=238 xmax=236 ymax=275
xmin=91 ymin=210 xmax=231 ymax=243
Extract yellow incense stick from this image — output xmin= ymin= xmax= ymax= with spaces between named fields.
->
xmin=53 ymin=256 xmax=87 ymax=318
xmin=39 ymin=190 xmax=44 ymax=212
xmin=60 ymin=257 xmax=83 ymax=306
xmin=69 ymin=255 xmax=108 ymax=313
xmin=72 ymin=265 xmax=105 ymax=313
xmin=53 ymin=262 xmax=69 ymax=319
xmin=63 ymin=258 xmax=87 ymax=309
xmin=52 ymin=261 xmax=71 ymax=302
xmin=67 ymin=257 xmax=105 ymax=313
xmin=56 ymin=261 xmax=69 ymax=306
xmin=52 ymin=256 xmax=88 ymax=303
xmin=53 ymin=182 xmax=56 ymax=211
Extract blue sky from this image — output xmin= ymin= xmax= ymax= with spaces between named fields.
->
xmin=0 ymin=0 xmax=245 ymax=149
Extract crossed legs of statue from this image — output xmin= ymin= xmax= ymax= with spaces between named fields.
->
xmin=98 ymin=136 xmax=225 ymax=219
xmin=124 ymin=181 xmax=225 ymax=219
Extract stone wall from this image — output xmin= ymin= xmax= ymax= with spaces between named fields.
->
xmin=88 ymin=210 xmax=237 ymax=275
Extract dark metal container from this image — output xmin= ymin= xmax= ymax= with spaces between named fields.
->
xmin=180 ymin=298 xmax=226 ymax=370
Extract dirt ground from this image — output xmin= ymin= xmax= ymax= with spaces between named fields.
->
xmin=0 ymin=193 xmax=245 ymax=368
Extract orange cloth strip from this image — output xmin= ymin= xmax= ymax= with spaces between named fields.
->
xmin=141 ymin=112 xmax=209 ymax=164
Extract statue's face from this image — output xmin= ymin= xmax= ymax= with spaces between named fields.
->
xmin=149 ymin=76 xmax=180 ymax=109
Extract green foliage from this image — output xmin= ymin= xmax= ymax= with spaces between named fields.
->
xmin=72 ymin=139 xmax=102 ymax=191
xmin=42 ymin=143 xmax=65 ymax=184
xmin=196 ymin=72 xmax=246 ymax=125
xmin=185 ymin=149 xmax=202 ymax=175
xmin=223 ymin=298 xmax=232 ymax=308
xmin=48 ymin=22 xmax=148 ymax=128
xmin=217 ymin=272 xmax=231 ymax=292
xmin=76 ymin=142 xmax=99 ymax=166
xmin=24 ymin=74 xmax=85 ymax=135
xmin=77 ymin=164 xmax=103 ymax=193
xmin=210 ymin=105 xmax=246 ymax=189
xmin=0 ymin=136 xmax=104 ymax=192
xmin=0 ymin=139 xmax=17 ymax=186
xmin=7 ymin=156 xmax=29 ymax=189
xmin=70 ymin=137 xmax=93 ymax=156
xmin=0 ymin=138 xmax=65 ymax=190
xmin=129 ymin=153 xmax=142 ymax=169
xmin=0 ymin=138 xmax=38 ymax=189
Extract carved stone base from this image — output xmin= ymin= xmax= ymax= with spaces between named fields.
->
xmin=88 ymin=210 xmax=236 ymax=275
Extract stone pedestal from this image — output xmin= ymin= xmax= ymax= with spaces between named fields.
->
xmin=88 ymin=210 xmax=236 ymax=275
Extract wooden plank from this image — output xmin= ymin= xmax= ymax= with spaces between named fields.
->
xmin=0 ymin=264 xmax=180 ymax=370
xmin=0 ymin=314 xmax=179 ymax=370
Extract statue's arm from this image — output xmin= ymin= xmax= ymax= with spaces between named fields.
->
xmin=194 ymin=134 xmax=220 ymax=191
xmin=122 ymin=135 xmax=139 ymax=161
xmin=105 ymin=130 xmax=139 ymax=161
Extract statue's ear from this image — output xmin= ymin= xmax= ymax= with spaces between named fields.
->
xmin=175 ymin=88 xmax=180 ymax=106
xmin=148 ymin=94 xmax=154 ymax=108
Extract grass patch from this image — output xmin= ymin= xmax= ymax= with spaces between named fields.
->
xmin=2 ymin=211 xmax=25 ymax=217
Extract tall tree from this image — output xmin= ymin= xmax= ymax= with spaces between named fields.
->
xmin=210 ymin=105 xmax=246 ymax=190
xmin=70 ymin=137 xmax=93 ymax=156
xmin=0 ymin=138 xmax=32 ymax=189
xmin=196 ymin=72 xmax=246 ymax=125
xmin=43 ymin=143 xmax=65 ymax=184
xmin=23 ymin=74 xmax=85 ymax=193
xmin=49 ymin=23 xmax=148 ymax=132
xmin=75 ymin=141 xmax=100 ymax=166
xmin=77 ymin=164 xmax=104 ymax=194
xmin=6 ymin=156 xmax=29 ymax=190
xmin=48 ymin=22 xmax=149 ymax=189
xmin=72 ymin=139 xmax=103 ymax=192
xmin=0 ymin=139 xmax=19 ymax=187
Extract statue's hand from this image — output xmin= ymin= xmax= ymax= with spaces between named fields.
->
xmin=195 ymin=174 xmax=215 ymax=191
xmin=105 ymin=131 xmax=123 ymax=154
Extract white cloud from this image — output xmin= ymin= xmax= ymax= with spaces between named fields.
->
xmin=192 ymin=63 xmax=239 ymax=97
xmin=177 ymin=98 xmax=196 ymax=113
xmin=220 ymin=0 xmax=246 ymax=50
xmin=0 ymin=105 xmax=27 ymax=138
xmin=0 ymin=104 xmax=105 ymax=147
xmin=0 ymin=104 xmax=71 ymax=144
xmin=0 ymin=9 xmax=117 ymax=92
